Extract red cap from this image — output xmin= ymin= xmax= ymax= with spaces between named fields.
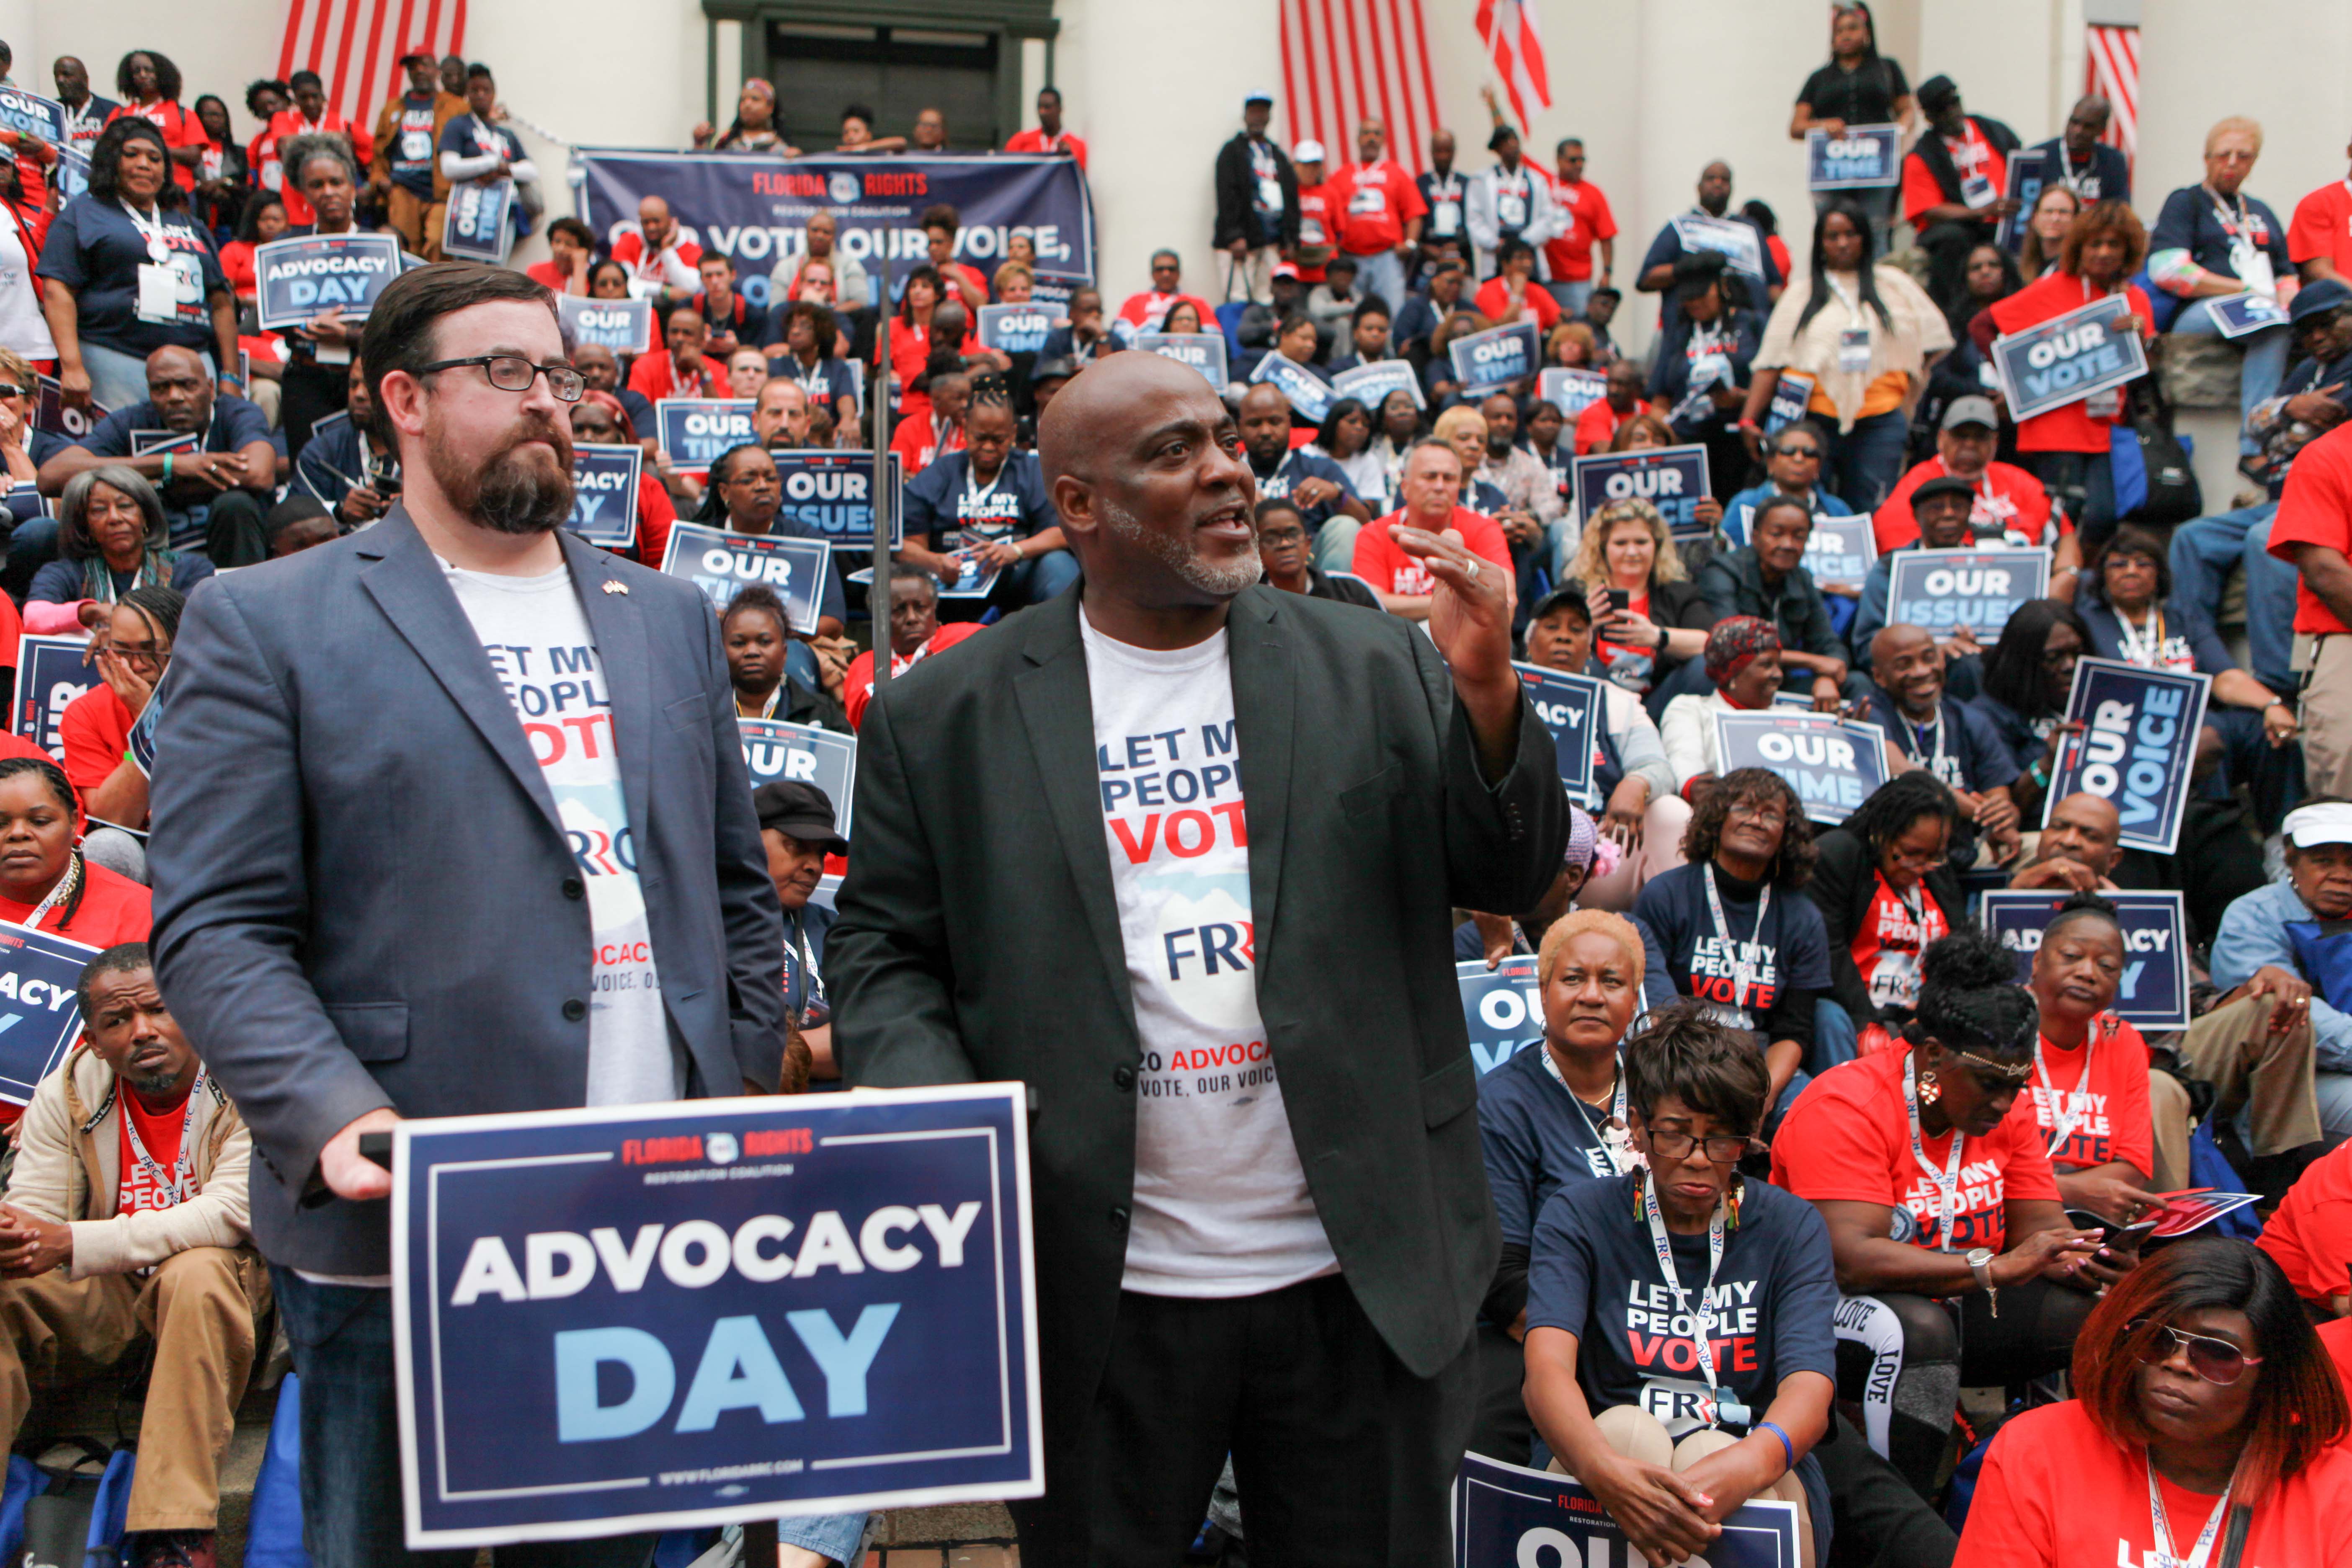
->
xmin=399 ymin=43 xmax=436 ymax=64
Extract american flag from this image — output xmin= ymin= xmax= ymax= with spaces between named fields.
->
xmin=2085 ymin=21 xmax=2138 ymax=167
xmin=1277 ymin=0 xmax=1444 ymax=177
xmin=275 ymin=0 xmax=468 ymax=138
xmin=1475 ymin=0 xmax=1553 ymax=135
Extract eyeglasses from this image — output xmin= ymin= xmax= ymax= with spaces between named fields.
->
xmin=416 ymin=355 xmax=585 ymax=402
xmin=1258 ymin=526 xmax=1307 ymax=545
xmin=1645 ymin=1127 xmax=1751 ymax=1165
xmin=2127 ymin=1320 xmax=2264 ymax=1385
xmin=1726 ymin=799 xmax=1787 ymax=828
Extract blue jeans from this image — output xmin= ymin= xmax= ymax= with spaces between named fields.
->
xmin=776 ymin=1513 xmax=872 ymax=1564
xmin=1003 ymin=546 xmax=1081 ymax=606
xmin=2170 ymin=500 xmax=2298 ymax=692
xmin=1813 ymin=998 xmax=1860 ymax=1076
xmin=1350 ymin=249 xmax=1408 ymax=315
xmin=1822 ymin=410 xmax=1910 ymax=513
xmin=1315 ymin=514 xmax=1364 ymax=575
xmin=2169 ymin=300 xmax=2288 ymax=456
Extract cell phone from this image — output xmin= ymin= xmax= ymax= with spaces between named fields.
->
xmin=2066 ymin=1208 xmax=2157 ymax=1250
xmin=1606 ymin=588 xmax=1631 ymax=612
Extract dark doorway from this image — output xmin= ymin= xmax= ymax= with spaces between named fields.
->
xmin=766 ymin=24 xmax=1002 ymax=154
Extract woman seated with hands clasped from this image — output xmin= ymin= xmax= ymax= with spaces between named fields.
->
xmin=2019 ymin=891 xmax=2169 ymax=1226
xmin=1524 ymin=1003 xmax=1837 ymax=1568
xmin=1771 ymin=928 xmax=2128 ymax=1496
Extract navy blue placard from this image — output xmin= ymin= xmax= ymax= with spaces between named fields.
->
xmin=1996 ymin=148 xmax=2050 ymax=253
xmin=1572 ymin=446 xmax=1712 ymax=540
xmin=557 ymin=295 xmax=657 ymax=356
xmin=567 ymin=444 xmax=643 ymax=549
xmin=1805 ymin=124 xmax=1903 ymax=191
xmin=1982 ymin=889 xmax=2190 ymax=1029
xmin=1512 ymin=661 xmax=1599 ymax=802
xmin=654 ymin=399 xmax=759 ymax=478
xmin=1798 ymin=514 xmax=1876 ymax=585
xmin=737 ymin=718 xmax=857 ymax=840
xmin=2210 ymin=292 xmax=2290 ymax=339
xmin=1713 ymin=711 xmax=1890 ymax=825
xmin=2042 ymin=657 xmax=2210 ymax=855
xmin=130 ymin=429 xmax=198 ymax=456
xmin=1247 ymin=354 xmax=1330 ymax=421
xmin=0 ymin=86 xmax=67 ymax=150
xmin=771 ymin=449 xmax=903 ymax=552
xmin=1885 ymin=547 xmax=2050 ymax=640
xmin=1449 ymin=321 xmax=1540 ymax=397
xmin=442 ymin=176 xmax=515 ymax=263
xmin=1991 ymin=295 xmax=2147 ymax=423
xmin=660 ymin=522 xmax=830 ymax=632
xmin=1135 ymin=332 xmax=1228 ymax=388
xmin=976 ymin=303 xmax=1052 ymax=355
xmin=390 ymin=1085 xmax=1041 ymax=1549
xmin=1764 ymin=370 xmax=1815 ymax=435
xmin=251 ymin=232 xmax=407 ymax=331
xmin=1336 ymin=359 xmax=1425 ymax=412
xmin=1454 ymin=1452 xmax=1800 ymax=1568
xmin=1026 ymin=269 xmax=1088 ymax=315
xmin=5 ymin=481 xmax=46 ymax=525
xmin=12 ymin=635 xmax=92 ymax=762
xmin=1534 ymin=367 xmax=1603 ymax=419
xmin=0 ymin=920 xmax=102 ymax=1106
xmin=1458 ymin=957 xmax=1542 ymax=1078
xmin=34 ymin=374 xmax=107 ymax=441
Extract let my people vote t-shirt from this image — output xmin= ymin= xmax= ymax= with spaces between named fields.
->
xmin=901 ymin=449 xmax=1055 ymax=549
xmin=1851 ymin=871 xmax=1951 ymax=1016
xmin=1477 ymin=1042 xmax=1619 ymax=1251
xmin=118 ymin=1085 xmax=195 ymax=1215
xmin=36 ymin=195 xmax=228 ymax=358
xmin=389 ymin=92 xmax=441 ymax=197
xmin=1633 ymin=862 xmax=1831 ymax=1035
xmin=2025 ymin=1014 xmax=2153 ymax=1176
xmin=444 ymin=561 xmax=676 ymax=1106
xmin=1082 ymin=613 xmax=1335 ymax=1295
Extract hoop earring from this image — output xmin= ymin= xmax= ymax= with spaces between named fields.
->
xmin=1917 ymin=1070 xmax=1942 ymax=1106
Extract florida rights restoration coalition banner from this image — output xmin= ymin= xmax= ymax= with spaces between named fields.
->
xmin=1458 ymin=958 xmax=1542 ymax=1078
xmin=571 ymin=151 xmax=1097 ymax=313
xmin=2043 ymin=658 xmax=2211 ymax=855
xmin=1713 ymin=710 xmax=1890 ymax=825
xmin=1885 ymin=547 xmax=2050 ymax=640
xmin=391 ymin=1084 xmax=1041 ymax=1548
xmin=1455 ymin=1452 xmax=1801 ymax=1568
xmin=250 ymin=233 xmax=406 ymax=332
xmin=1983 ymin=889 xmax=2190 ymax=1029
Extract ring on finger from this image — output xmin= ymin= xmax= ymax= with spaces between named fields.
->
xmin=1465 ymin=558 xmax=1482 ymax=583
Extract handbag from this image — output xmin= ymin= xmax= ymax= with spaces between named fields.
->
xmin=2217 ymin=1501 xmax=2253 ymax=1568
xmin=2110 ymin=386 xmax=2202 ymax=526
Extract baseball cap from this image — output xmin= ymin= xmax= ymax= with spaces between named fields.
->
xmin=1271 ymin=260 xmax=1302 ymax=281
xmin=2284 ymin=801 xmax=2352 ymax=849
xmin=1941 ymin=396 xmax=1999 ymax=432
xmin=753 ymin=782 xmax=846 ymax=853
xmin=1911 ymin=474 xmax=1976 ymax=508
xmin=400 ymin=42 xmax=436 ymax=64
xmin=1293 ymin=139 xmax=1326 ymax=164
xmin=1243 ymin=90 xmax=1274 ymax=108
xmin=2291 ymin=277 xmax=2352 ymax=326
xmin=1030 ymin=356 xmax=1078 ymax=385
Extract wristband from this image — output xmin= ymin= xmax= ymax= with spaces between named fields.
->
xmin=1735 ymin=418 xmax=1760 ymax=434
xmin=2026 ymin=758 xmax=2049 ymax=788
xmin=1755 ymin=1420 xmax=1796 ymax=1477
xmin=162 ymin=451 xmax=174 ymax=484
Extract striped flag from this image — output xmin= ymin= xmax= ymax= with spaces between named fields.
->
xmin=1277 ymin=0 xmax=1444 ymax=177
xmin=2085 ymin=22 xmax=2138 ymax=167
xmin=1475 ymin=0 xmax=1553 ymax=134
xmin=276 ymin=0 xmax=468 ymax=139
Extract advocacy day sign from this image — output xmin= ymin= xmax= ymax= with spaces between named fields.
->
xmin=655 ymin=399 xmax=758 ymax=478
xmin=252 ymin=233 xmax=405 ymax=331
xmin=1459 ymin=958 xmax=1542 ymax=1078
xmin=738 ymin=719 xmax=857 ymax=842
xmin=391 ymin=1085 xmax=1041 ymax=1548
xmin=1806 ymin=124 xmax=1903 ymax=190
xmin=1991 ymin=295 xmax=2147 ymax=424
xmin=557 ymin=295 xmax=657 ymax=356
xmin=1450 ymin=321 xmax=1539 ymax=397
xmin=1765 ymin=370 xmax=1815 ymax=435
xmin=1885 ymin=547 xmax=2050 ymax=640
xmin=1455 ymin=1452 xmax=1801 ymax=1568
xmin=12 ymin=634 xmax=91 ymax=762
xmin=1135 ymin=332 xmax=1227 ymax=388
xmin=567 ymin=444 xmax=642 ymax=550
xmin=0 ymin=921 xmax=101 ymax=1106
xmin=1512 ymin=662 xmax=1601 ymax=802
xmin=660 ymin=522 xmax=831 ymax=633
xmin=572 ymin=151 xmax=1097 ymax=313
xmin=773 ymin=449 xmax=902 ymax=552
xmin=2043 ymin=658 xmax=2211 ymax=855
xmin=1983 ymin=890 xmax=2190 ymax=1030
xmin=1572 ymin=446 xmax=1712 ymax=540
xmin=1714 ymin=711 xmax=1890 ymax=825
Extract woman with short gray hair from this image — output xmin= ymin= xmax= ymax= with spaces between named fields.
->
xmin=26 ymin=464 xmax=213 ymax=629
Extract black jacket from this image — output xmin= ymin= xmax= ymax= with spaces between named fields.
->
xmin=831 ymin=586 xmax=1568 ymax=1463
xmin=1911 ymin=114 xmax=2023 ymax=217
xmin=1215 ymin=131 xmax=1300 ymax=252
xmin=1806 ymin=826 xmax=1964 ymax=1029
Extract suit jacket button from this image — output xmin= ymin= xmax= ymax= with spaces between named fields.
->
xmin=1108 ymin=1205 xmax=1130 ymax=1232
xmin=563 ymin=998 xmax=587 ymax=1022
xmin=1112 ymin=1065 xmax=1136 ymax=1091
xmin=562 ymin=877 xmax=585 ymax=900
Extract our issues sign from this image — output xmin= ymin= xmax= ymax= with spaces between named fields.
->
xmin=1135 ymin=333 xmax=1228 ymax=388
xmin=659 ymin=523 xmax=831 ymax=634
xmin=1512 ymin=662 xmax=1600 ymax=802
xmin=557 ymin=294 xmax=657 ymax=356
xmin=252 ymin=232 xmax=406 ymax=331
xmin=1990 ymin=294 xmax=2147 ymax=424
xmin=976 ymin=303 xmax=1053 ymax=356
xmin=1454 ymin=1452 xmax=1801 ymax=1568
xmin=390 ymin=1085 xmax=1041 ymax=1548
xmin=566 ymin=444 xmax=643 ymax=550
xmin=1449 ymin=321 xmax=1539 ymax=397
xmin=772 ymin=449 xmax=903 ymax=551
xmin=737 ymin=719 xmax=857 ymax=841
xmin=1885 ymin=547 xmax=2050 ymax=640
xmin=655 ymin=399 xmax=758 ymax=478
xmin=572 ymin=151 xmax=1097 ymax=314
xmin=0 ymin=921 xmax=101 ymax=1106
xmin=12 ymin=634 xmax=92 ymax=762
xmin=1713 ymin=710 xmax=1890 ymax=825
xmin=1983 ymin=890 xmax=2190 ymax=1030
xmin=1459 ymin=958 xmax=1542 ymax=1078
xmin=1805 ymin=124 xmax=1903 ymax=190
xmin=2043 ymin=658 xmax=2211 ymax=856
xmin=1571 ymin=446 xmax=1712 ymax=540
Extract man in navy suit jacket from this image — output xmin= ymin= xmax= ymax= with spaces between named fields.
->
xmin=148 ymin=263 xmax=783 ymax=1566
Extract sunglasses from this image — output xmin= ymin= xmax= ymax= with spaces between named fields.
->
xmin=1941 ymin=1047 xmax=2035 ymax=1088
xmin=2128 ymin=1320 xmax=2264 ymax=1385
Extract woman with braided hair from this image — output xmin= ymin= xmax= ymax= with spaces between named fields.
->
xmin=898 ymin=371 xmax=1076 ymax=611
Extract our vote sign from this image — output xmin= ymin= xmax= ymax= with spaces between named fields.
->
xmin=2044 ymin=658 xmax=2211 ymax=855
xmin=1536 ymin=367 xmax=1605 ymax=419
xmin=1248 ymin=354 xmax=1330 ymax=422
xmin=252 ymin=233 xmax=406 ymax=331
xmin=1513 ymin=662 xmax=1600 ymax=802
xmin=1573 ymin=446 xmax=1712 ymax=540
xmin=1806 ymin=124 xmax=1902 ymax=190
xmin=1983 ymin=890 xmax=2190 ymax=1029
xmin=390 ymin=1085 xmax=1041 ymax=1548
xmin=1991 ymin=295 xmax=2147 ymax=423
xmin=1459 ymin=958 xmax=1542 ymax=1078
xmin=1714 ymin=711 xmax=1890 ymax=826
xmin=0 ymin=86 xmax=67 ymax=151
xmin=977 ymin=303 xmax=1053 ymax=356
xmin=738 ymin=719 xmax=856 ymax=841
xmin=1886 ymin=547 xmax=2050 ymax=640
xmin=655 ymin=399 xmax=758 ymax=477
xmin=1450 ymin=321 xmax=1539 ymax=397
xmin=1135 ymin=332 xmax=1228 ymax=388
xmin=557 ymin=294 xmax=657 ymax=356
xmin=566 ymin=445 xmax=643 ymax=549
xmin=660 ymin=522 xmax=830 ymax=634
xmin=0 ymin=921 xmax=101 ymax=1106
xmin=773 ymin=450 xmax=903 ymax=550
xmin=443 ymin=176 xmax=515 ymax=263
xmin=1335 ymin=359 xmax=1424 ymax=412
xmin=12 ymin=635 xmax=92 ymax=762
xmin=1798 ymin=514 xmax=1876 ymax=585
xmin=1454 ymin=1452 xmax=1800 ymax=1568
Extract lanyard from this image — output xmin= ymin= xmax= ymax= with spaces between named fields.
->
xmin=15 ymin=852 xmax=78 ymax=929
xmin=121 ymin=1071 xmax=206 ymax=1210
xmin=120 ymin=199 xmax=172 ymax=265
xmin=1701 ymin=863 xmax=1770 ymax=1018
xmin=745 ymin=684 xmax=781 ymax=720
xmin=962 ymin=458 xmax=1004 ymax=515
xmin=2034 ymin=1028 xmax=2100 ymax=1160
xmin=2146 ymin=1454 xmax=2236 ymax=1568
xmin=1903 ymin=708 xmax=1948 ymax=777
xmin=1542 ymin=1047 xmax=1635 ymax=1174
xmin=1640 ymin=1171 xmax=1739 ymax=1423
xmin=1903 ymin=1052 xmax=1968 ymax=1252
xmin=2207 ymin=187 xmax=2254 ymax=242
xmin=2117 ymin=606 xmax=2167 ymax=668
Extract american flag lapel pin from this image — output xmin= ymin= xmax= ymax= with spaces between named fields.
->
xmin=602 ymin=578 xmax=628 ymax=595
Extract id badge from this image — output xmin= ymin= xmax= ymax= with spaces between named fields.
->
xmin=136 ymin=262 xmax=178 ymax=323
xmin=2234 ymin=241 xmax=2277 ymax=297
xmin=1432 ymin=201 xmax=1460 ymax=237
xmin=1838 ymin=327 xmax=1871 ymax=374
xmin=1496 ymin=193 xmax=1526 ymax=230
xmin=1256 ymin=175 xmax=1284 ymax=213
xmin=2085 ymin=386 xmax=2122 ymax=420
xmin=1961 ymin=169 xmax=1996 ymax=209
xmin=1348 ymin=185 xmax=1385 ymax=216
xmin=402 ymin=130 xmax=432 ymax=161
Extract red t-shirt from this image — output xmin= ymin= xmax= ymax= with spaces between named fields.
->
xmin=1594 ymin=589 xmax=1651 ymax=667
xmin=525 ymin=259 xmax=569 ymax=292
xmin=2024 ymin=1014 xmax=2154 ymax=1176
xmin=1003 ymin=129 xmax=1088 ymax=170
xmin=843 ymin=622 xmax=986 ymax=731
xmin=2290 ymin=179 xmax=2352 ymax=274
xmin=2322 ymin=1315 xmax=2352 ymax=1387
xmin=259 ymin=108 xmax=374 ymax=222
xmin=1772 ymin=1045 xmax=2060 ymax=1253
xmin=117 ymin=1082 xmax=194 ymax=1216
xmin=627 ymin=474 xmax=676 ymax=571
xmin=0 ymin=860 xmax=153 ymax=949
xmin=221 ymin=240 xmax=260 ymax=300
xmin=628 ymin=352 xmax=732 ymax=403
xmin=57 ymin=685 xmax=133 ymax=798
xmin=1873 ymin=457 xmax=2063 ymax=553
xmin=1985 ymin=272 xmax=2154 ymax=454
xmin=1294 ymin=184 xmax=1335 ymax=283
xmin=1471 ymin=276 xmax=1560 ymax=332
xmin=2269 ymin=420 xmax=2352 ymax=636
xmin=2258 ymin=1137 xmax=2352 ymax=1304
xmin=1903 ymin=123 xmax=2007 ymax=226
xmin=1575 ymin=399 xmax=1629 ymax=455
xmin=1329 ymin=160 xmax=1427 ymax=255
xmin=1952 ymin=1398 xmax=2352 ymax=1568
xmin=1544 ymin=177 xmax=1617 ymax=282
xmin=1350 ymin=507 xmax=1513 ymax=596
xmin=107 ymin=100 xmax=210 ymax=191
xmin=1851 ymin=872 xmax=1951 ymax=1017
xmin=1114 ymin=290 xmax=1217 ymax=335
xmin=889 ymin=412 xmax=966 ymax=473
xmin=611 ymin=231 xmax=705 ymax=281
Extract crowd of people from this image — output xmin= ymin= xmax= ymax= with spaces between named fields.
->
xmin=0 ymin=10 xmax=2348 ymax=1568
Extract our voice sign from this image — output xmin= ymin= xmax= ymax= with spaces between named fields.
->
xmin=390 ymin=1085 xmax=1042 ymax=1548
xmin=2042 ymin=658 xmax=2211 ymax=856
xmin=1990 ymin=294 xmax=2147 ymax=423
xmin=1459 ymin=957 xmax=1542 ymax=1078
xmin=252 ymin=232 xmax=407 ymax=331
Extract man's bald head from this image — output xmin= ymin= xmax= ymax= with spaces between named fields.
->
xmin=2038 ymin=791 xmax=2123 ymax=875
xmin=1870 ymin=624 xmax=1934 ymax=669
xmin=1870 ymin=623 xmax=1943 ymax=718
xmin=1042 ymin=351 xmax=1222 ymax=489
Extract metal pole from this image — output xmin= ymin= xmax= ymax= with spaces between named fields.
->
xmin=869 ymin=250 xmax=892 ymax=690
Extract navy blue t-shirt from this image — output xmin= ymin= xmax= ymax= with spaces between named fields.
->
xmin=1638 ymin=212 xmax=1784 ymax=329
xmin=783 ymin=903 xmax=835 ymax=1021
xmin=1478 ymin=1042 xmax=1619 ymax=1251
xmin=438 ymin=113 xmax=525 ymax=168
xmin=1634 ymin=862 xmax=1831 ymax=1039
xmin=2150 ymin=186 xmax=2290 ymax=286
xmin=384 ymin=91 xmax=444 ymax=198
xmin=77 ymin=394 xmax=272 ymax=464
xmin=2073 ymin=594 xmax=2237 ymax=678
xmin=902 ymin=450 xmax=1055 ymax=547
xmin=1860 ymin=688 xmax=2020 ymax=796
xmin=37 ymin=194 xmax=228 ymax=358
xmin=1246 ymin=447 xmax=1357 ymax=534
xmin=774 ymin=355 xmax=859 ymax=413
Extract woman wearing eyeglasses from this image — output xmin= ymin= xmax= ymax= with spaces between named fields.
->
xmin=1807 ymin=773 xmax=1965 ymax=1070
xmin=1772 ymin=927 xmax=2111 ymax=1497
xmin=59 ymin=583 xmax=180 ymax=834
xmin=1524 ymin=1003 xmax=1837 ymax=1568
xmin=1954 ymin=1238 xmax=2352 ymax=1568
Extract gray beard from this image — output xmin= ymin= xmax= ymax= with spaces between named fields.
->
xmin=1101 ymin=499 xmax=1261 ymax=597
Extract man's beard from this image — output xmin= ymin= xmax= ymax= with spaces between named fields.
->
xmin=1101 ymin=498 xmax=1262 ymax=597
xmin=129 ymin=1067 xmax=181 ymax=1097
xmin=426 ymin=410 xmax=575 ymax=535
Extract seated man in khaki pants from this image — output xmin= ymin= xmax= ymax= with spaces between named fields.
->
xmin=0 ymin=942 xmax=266 ymax=1568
